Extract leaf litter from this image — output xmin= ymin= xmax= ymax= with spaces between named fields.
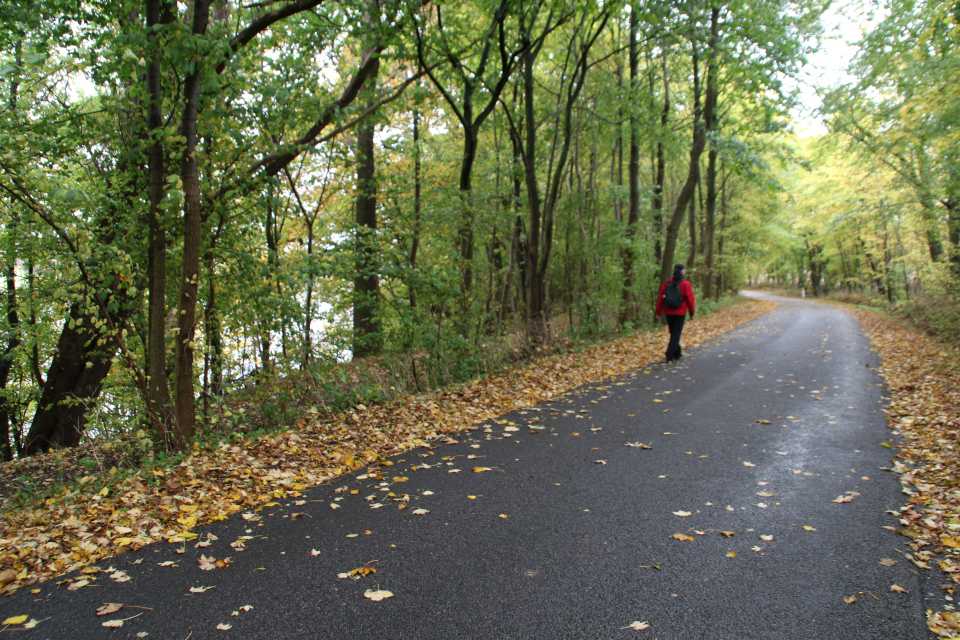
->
xmin=844 ymin=307 xmax=960 ymax=637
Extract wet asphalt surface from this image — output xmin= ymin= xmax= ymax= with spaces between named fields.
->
xmin=0 ymin=293 xmax=936 ymax=639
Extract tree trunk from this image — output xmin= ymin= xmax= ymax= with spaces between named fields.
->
xmin=619 ymin=5 xmax=641 ymax=324
xmin=25 ymin=305 xmax=123 ymax=454
xmin=410 ymin=104 xmax=422 ymax=310
xmin=521 ymin=44 xmax=546 ymax=341
xmin=660 ymin=8 xmax=718 ymax=283
xmin=652 ymin=51 xmax=669 ymax=266
xmin=0 ymin=263 xmax=21 ymax=461
xmin=145 ymin=0 xmax=175 ymax=447
xmin=703 ymin=145 xmax=718 ymax=298
xmin=172 ymin=0 xmax=212 ymax=449
xmin=352 ymin=33 xmax=381 ymax=358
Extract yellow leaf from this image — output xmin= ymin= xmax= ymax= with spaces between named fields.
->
xmin=653 ymin=399 xmax=663 ymax=403
xmin=179 ymin=505 xmax=199 ymax=513
xmin=726 ymin=551 xmax=737 ymax=558
xmin=98 ymin=487 xmax=109 ymax=497
xmin=392 ymin=477 xmax=408 ymax=483
xmin=499 ymin=514 xmax=508 ymax=519
xmin=114 ymin=537 xmax=133 ymax=547
xmin=3 ymin=616 xmax=27 ymax=625
xmin=364 ymin=589 xmax=393 ymax=601
xmin=890 ymin=584 xmax=908 ymax=594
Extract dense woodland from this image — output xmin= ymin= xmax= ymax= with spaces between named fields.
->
xmin=0 ymin=0 xmax=956 ymax=462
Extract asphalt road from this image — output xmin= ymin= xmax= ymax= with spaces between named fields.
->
xmin=0 ymin=293 xmax=934 ymax=639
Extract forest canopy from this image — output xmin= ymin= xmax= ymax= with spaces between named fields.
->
xmin=2 ymin=0 xmax=954 ymax=462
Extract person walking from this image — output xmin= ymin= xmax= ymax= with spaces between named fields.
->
xmin=655 ymin=264 xmax=696 ymax=362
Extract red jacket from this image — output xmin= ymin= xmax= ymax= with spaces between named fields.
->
xmin=655 ymin=278 xmax=696 ymax=317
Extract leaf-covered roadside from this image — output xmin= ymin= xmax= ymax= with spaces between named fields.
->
xmin=847 ymin=308 xmax=960 ymax=637
xmin=0 ymin=298 xmax=773 ymax=596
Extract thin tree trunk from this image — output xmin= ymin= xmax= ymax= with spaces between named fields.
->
xmin=145 ymin=0 xmax=175 ymax=447
xmin=173 ymin=0 xmax=213 ymax=448
xmin=703 ymin=144 xmax=718 ymax=298
xmin=652 ymin=50 xmax=669 ymax=265
xmin=410 ymin=104 xmax=422 ymax=310
xmin=0 ymin=263 xmax=21 ymax=461
xmin=660 ymin=8 xmax=718 ymax=283
xmin=619 ymin=5 xmax=641 ymax=324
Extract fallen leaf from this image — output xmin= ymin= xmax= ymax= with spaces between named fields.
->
xmin=472 ymin=467 xmax=494 ymax=473
xmin=311 ymin=549 xmax=322 ymax=556
xmin=499 ymin=514 xmax=508 ymax=519
xmin=595 ymin=460 xmax=607 ymax=465
xmin=756 ymin=419 xmax=771 ymax=424
xmin=22 ymin=619 xmax=40 ymax=629
xmin=844 ymin=594 xmax=858 ymax=604
xmin=338 ymin=566 xmax=376 ymax=579
xmin=102 ymin=619 xmax=124 ymax=628
xmin=760 ymin=535 xmax=773 ymax=541
xmin=621 ymin=621 xmax=650 ymax=630
xmin=726 ymin=551 xmax=737 ymax=558
xmin=720 ymin=531 xmax=734 ymax=538
xmin=3 ymin=615 xmax=28 ymax=625
xmin=803 ymin=525 xmax=817 ymax=531
xmin=217 ymin=623 xmax=233 ymax=630
xmin=412 ymin=509 xmax=429 ymax=515
xmin=672 ymin=533 xmax=694 ymax=542
xmin=96 ymin=603 xmax=123 ymax=616
xmin=198 ymin=555 xmax=217 ymax=571
xmin=364 ymin=589 xmax=394 ymax=601
xmin=879 ymin=558 xmax=898 ymax=566
xmin=751 ymin=546 xmax=763 ymax=552
xmin=673 ymin=511 xmax=692 ymax=517
xmin=743 ymin=461 xmax=755 ymax=467
xmin=890 ymin=584 xmax=908 ymax=594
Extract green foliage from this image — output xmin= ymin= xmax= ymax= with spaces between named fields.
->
xmin=0 ymin=0 xmax=824 ymax=460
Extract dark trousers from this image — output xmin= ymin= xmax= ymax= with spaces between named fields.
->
xmin=665 ymin=314 xmax=686 ymax=361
